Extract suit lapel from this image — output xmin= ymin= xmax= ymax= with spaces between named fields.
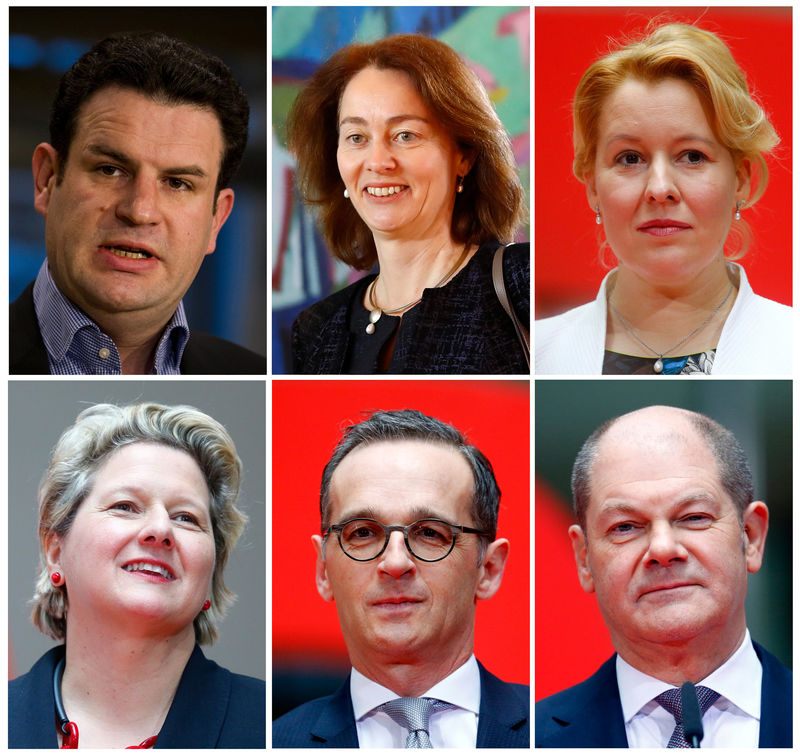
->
xmin=536 ymin=654 xmax=628 ymax=747
xmin=476 ymin=662 xmax=530 ymax=747
xmin=755 ymin=642 xmax=793 ymax=747
xmin=309 ymin=677 xmax=359 ymax=747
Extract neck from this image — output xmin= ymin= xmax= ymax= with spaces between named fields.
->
xmin=60 ymin=620 xmax=195 ymax=748
xmin=89 ymin=310 xmax=169 ymax=374
xmin=368 ymin=234 xmax=474 ymax=312
xmin=614 ymin=624 xmax=746 ymax=686
xmin=606 ymin=260 xmax=738 ymax=357
xmin=350 ymin=642 xmax=473 ymax=698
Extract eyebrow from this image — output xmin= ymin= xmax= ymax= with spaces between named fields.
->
xmin=333 ymin=505 xmax=450 ymax=525
xmin=338 ymin=114 xmax=431 ymax=129
xmin=604 ymin=133 xmax=718 ymax=149
xmin=85 ymin=143 xmax=209 ymax=178
xmin=598 ymin=491 xmax=719 ymax=518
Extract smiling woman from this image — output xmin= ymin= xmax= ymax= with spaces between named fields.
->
xmin=9 ymin=402 xmax=265 ymax=748
xmin=535 ymin=22 xmax=791 ymax=376
xmin=287 ymin=34 xmax=529 ymax=375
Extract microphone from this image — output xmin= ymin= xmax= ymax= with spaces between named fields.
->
xmin=680 ymin=681 xmax=704 ymax=748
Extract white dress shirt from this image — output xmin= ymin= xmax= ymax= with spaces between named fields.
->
xmin=617 ymin=630 xmax=762 ymax=747
xmin=350 ymin=655 xmax=481 ymax=748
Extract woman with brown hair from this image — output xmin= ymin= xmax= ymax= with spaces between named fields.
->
xmin=287 ymin=34 xmax=528 ymax=374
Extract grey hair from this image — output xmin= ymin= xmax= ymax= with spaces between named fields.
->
xmin=571 ymin=409 xmax=754 ymax=529
xmin=32 ymin=403 xmax=246 ymax=644
xmin=319 ymin=409 xmax=500 ymax=541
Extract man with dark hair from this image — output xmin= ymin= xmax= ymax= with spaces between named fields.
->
xmin=273 ymin=409 xmax=529 ymax=748
xmin=536 ymin=405 xmax=791 ymax=748
xmin=11 ymin=32 xmax=265 ymax=374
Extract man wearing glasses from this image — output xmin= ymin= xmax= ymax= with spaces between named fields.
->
xmin=272 ymin=409 xmax=529 ymax=748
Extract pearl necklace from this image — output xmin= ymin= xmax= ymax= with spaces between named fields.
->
xmin=365 ymin=246 xmax=470 ymax=334
xmin=608 ymin=282 xmax=734 ymax=373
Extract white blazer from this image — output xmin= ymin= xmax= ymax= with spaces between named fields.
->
xmin=535 ymin=264 xmax=792 ymax=375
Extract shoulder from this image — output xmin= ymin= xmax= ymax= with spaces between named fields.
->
xmin=272 ymin=694 xmax=332 ymax=742
xmin=291 ymin=277 xmax=372 ymax=374
xmin=272 ymin=682 xmax=352 ymax=748
xmin=181 ymin=331 xmax=266 ymax=374
xmin=535 ymin=299 xmax=603 ymax=374
xmin=535 ymin=655 xmax=623 ymax=747
xmin=9 ymin=646 xmax=64 ymax=748
xmin=10 ymin=281 xmax=50 ymax=374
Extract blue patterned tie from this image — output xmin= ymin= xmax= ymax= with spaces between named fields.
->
xmin=656 ymin=685 xmax=720 ymax=748
xmin=378 ymin=697 xmax=454 ymax=748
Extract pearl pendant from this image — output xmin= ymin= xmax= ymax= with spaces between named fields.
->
xmin=653 ymin=358 xmax=664 ymax=374
xmin=365 ymin=308 xmax=381 ymax=335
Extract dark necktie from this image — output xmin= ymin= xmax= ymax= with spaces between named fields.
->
xmin=378 ymin=697 xmax=454 ymax=748
xmin=655 ymin=685 xmax=720 ymax=748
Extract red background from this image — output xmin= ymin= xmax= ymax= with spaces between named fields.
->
xmin=272 ymin=380 xmax=530 ymax=684
xmin=535 ymin=6 xmax=792 ymax=317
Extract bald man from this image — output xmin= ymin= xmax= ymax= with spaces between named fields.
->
xmin=535 ymin=406 xmax=791 ymax=748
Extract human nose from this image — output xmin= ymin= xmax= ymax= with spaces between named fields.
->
xmin=643 ymin=521 xmax=687 ymax=567
xmin=138 ymin=506 xmax=174 ymax=549
xmin=115 ymin=173 xmax=162 ymax=225
xmin=377 ymin=530 xmax=415 ymax=578
xmin=365 ymin=139 xmax=397 ymax=173
xmin=646 ymin=156 xmax=680 ymax=204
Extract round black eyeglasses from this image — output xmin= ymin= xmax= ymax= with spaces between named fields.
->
xmin=324 ymin=518 xmax=493 ymax=562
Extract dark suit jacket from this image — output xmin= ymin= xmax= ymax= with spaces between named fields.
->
xmin=535 ymin=641 xmax=792 ymax=748
xmin=10 ymin=281 xmax=266 ymax=375
xmin=291 ymin=241 xmax=530 ymax=375
xmin=272 ymin=662 xmax=529 ymax=748
xmin=9 ymin=644 xmax=265 ymax=748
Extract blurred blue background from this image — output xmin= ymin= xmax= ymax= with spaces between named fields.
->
xmin=271 ymin=5 xmax=530 ymax=373
xmin=10 ymin=7 xmax=266 ymax=357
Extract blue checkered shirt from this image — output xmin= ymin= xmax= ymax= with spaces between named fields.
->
xmin=31 ymin=262 xmax=190 ymax=375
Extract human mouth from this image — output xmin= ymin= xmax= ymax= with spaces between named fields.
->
xmin=122 ymin=560 xmax=175 ymax=580
xmin=637 ymin=219 xmax=692 ymax=237
xmin=372 ymin=595 xmax=423 ymax=610
xmin=365 ymin=185 xmax=408 ymax=197
xmin=101 ymin=243 xmax=156 ymax=259
xmin=639 ymin=582 xmax=697 ymax=599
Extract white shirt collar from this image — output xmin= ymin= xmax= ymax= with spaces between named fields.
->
xmin=350 ymin=654 xmax=481 ymax=721
xmin=617 ymin=629 xmax=761 ymax=723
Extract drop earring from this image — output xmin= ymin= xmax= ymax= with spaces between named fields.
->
xmin=456 ymin=175 xmax=464 ymax=194
xmin=734 ymin=200 xmax=742 ymax=221
xmin=595 ymin=205 xmax=602 ymax=225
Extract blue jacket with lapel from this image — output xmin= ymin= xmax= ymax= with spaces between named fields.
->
xmin=535 ymin=641 xmax=791 ymax=748
xmin=273 ymin=661 xmax=529 ymax=748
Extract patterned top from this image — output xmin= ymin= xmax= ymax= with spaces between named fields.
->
xmin=603 ymin=350 xmax=716 ymax=375
xmin=292 ymin=241 xmax=529 ymax=374
xmin=31 ymin=261 xmax=189 ymax=375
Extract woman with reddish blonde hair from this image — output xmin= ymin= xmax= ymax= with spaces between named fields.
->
xmin=287 ymin=33 xmax=528 ymax=374
xmin=536 ymin=22 xmax=789 ymax=375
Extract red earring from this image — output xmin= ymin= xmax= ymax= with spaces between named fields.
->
xmin=202 ymin=599 xmax=211 ymax=611
xmin=51 ymin=572 xmax=63 ymax=586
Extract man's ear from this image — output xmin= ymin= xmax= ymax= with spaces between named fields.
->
xmin=475 ymin=538 xmax=509 ymax=600
xmin=569 ymin=525 xmax=595 ymax=594
xmin=743 ymin=501 xmax=769 ymax=574
xmin=32 ymin=143 xmax=60 ymax=218
xmin=205 ymin=188 xmax=235 ymax=256
xmin=312 ymin=534 xmax=334 ymax=602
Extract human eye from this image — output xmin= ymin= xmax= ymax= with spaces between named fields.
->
xmin=97 ymin=164 xmax=125 ymax=178
xmin=342 ymin=519 xmax=381 ymax=544
xmin=678 ymin=150 xmax=708 ymax=166
xmin=614 ymin=151 xmax=643 ymax=168
xmin=395 ymin=131 xmax=418 ymax=144
xmin=607 ymin=520 xmax=641 ymax=540
xmin=166 ymin=177 xmax=192 ymax=191
xmin=174 ymin=511 xmax=201 ymax=526
xmin=680 ymin=512 xmax=713 ymax=527
xmin=342 ymin=132 xmax=366 ymax=146
xmin=411 ymin=520 xmax=450 ymax=544
xmin=109 ymin=501 xmax=136 ymax=513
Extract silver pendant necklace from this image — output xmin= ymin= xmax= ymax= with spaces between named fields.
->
xmin=608 ymin=282 xmax=734 ymax=373
xmin=365 ymin=245 xmax=470 ymax=334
